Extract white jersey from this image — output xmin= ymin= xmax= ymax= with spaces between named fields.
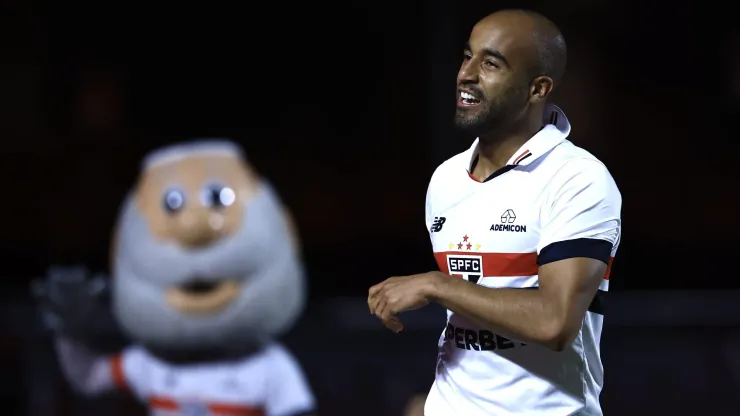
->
xmin=109 ymin=343 xmax=315 ymax=416
xmin=423 ymin=105 xmax=621 ymax=416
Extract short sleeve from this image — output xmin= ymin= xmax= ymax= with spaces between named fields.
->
xmin=425 ymin=181 xmax=433 ymax=232
xmin=425 ymin=164 xmax=446 ymax=236
xmin=537 ymin=160 xmax=621 ymax=266
xmin=265 ymin=345 xmax=315 ymax=416
xmin=109 ymin=345 xmax=150 ymax=401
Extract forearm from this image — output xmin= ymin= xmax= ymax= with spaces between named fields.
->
xmin=55 ymin=337 xmax=115 ymax=395
xmin=426 ymin=273 xmax=564 ymax=348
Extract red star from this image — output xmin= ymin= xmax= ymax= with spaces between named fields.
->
xmin=463 ymin=235 xmax=469 ymax=242
xmin=466 ymin=242 xmax=472 ymax=250
xmin=457 ymin=242 xmax=463 ymax=250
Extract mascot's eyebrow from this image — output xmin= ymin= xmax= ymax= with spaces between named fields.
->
xmin=143 ymin=140 xmax=243 ymax=172
xmin=205 ymin=157 xmax=226 ymax=179
xmin=142 ymin=140 xmax=244 ymax=186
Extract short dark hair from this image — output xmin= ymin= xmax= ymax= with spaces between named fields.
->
xmin=500 ymin=10 xmax=566 ymax=87
xmin=531 ymin=29 xmax=567 ymax=86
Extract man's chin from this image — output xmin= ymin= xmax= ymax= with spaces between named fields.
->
xmin=454 ymin=116 xmax=484 ymax=135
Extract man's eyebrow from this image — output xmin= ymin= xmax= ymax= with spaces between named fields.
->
xmin=464 ymin=42 xmax=510 ymax=67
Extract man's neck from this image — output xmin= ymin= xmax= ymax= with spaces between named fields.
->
xmin=472 ymin=116 xmax=543 ymax=180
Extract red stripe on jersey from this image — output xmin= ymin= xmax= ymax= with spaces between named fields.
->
xmin=210 ymin=403 xmax=264 ymax=415
xmin=434 ymin=251 xmax=538 ymax=277
xmin=604 ymin=257 xmax=614 ymax=280
xmin=512 ymin=149 xmax=531 ymax=165
xmin=467 ymin=171 xmax=482 ymax=182
xmin=150 ymin=397 xmax=178 ymax=411
xmin=109 ymin=354 xmax=127 ymax=391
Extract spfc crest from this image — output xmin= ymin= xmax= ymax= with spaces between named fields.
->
xmin=447 ymin=254 xmax=483 ymax=284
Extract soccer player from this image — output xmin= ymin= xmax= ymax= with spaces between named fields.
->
xmin=368 ymin=9 xmax=621 ymax=416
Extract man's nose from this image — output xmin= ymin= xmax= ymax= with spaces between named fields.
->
xmin=170 ymin=207 xmax=227 ymax=249
xmin=458 ymin=61 xmax=479 ymax=84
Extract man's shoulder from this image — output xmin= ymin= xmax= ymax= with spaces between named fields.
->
xmin=546 ymin=140 xmax=605 ymax=166
xmin=540 ymin=140 xmax=614 ymax=182
xmin=540 ymin=141 xmax=620 ymax=205
xmin=430 ymin=149 xmax=472 ymax=185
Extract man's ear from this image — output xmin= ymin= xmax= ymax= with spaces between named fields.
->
xmin=529 ymin=76 xmax=554 ymax=103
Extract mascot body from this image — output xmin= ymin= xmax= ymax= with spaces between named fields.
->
xmin=43 ymin=141 xmax=315 ymax=416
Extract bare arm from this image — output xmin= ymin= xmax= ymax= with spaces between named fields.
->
xmin=424 ymin=257 xmax=607 ymax=350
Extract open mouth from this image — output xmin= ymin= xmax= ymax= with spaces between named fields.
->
xmin=459 ymin=91 xmax=481 ymax=106
xmin=180 ymin=280 xmax=220 ymax=294
xmin=165 ymin=278 xmax=242 ymax=315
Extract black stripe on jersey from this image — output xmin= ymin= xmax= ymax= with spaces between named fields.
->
xmin=537 ymin=238 xmax=612 ymax=266
xmin=469 ymin=155 xmax=516 ymax=182
xmin=588 ymin=289 xmax=606 ymax=315
xmin=523 ymin=287 xmax=606 ymax=315
xmin=514 ymin=152 xmax=532 ymax=165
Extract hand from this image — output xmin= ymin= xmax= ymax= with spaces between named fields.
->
xmin=30 ymin=265 xmax=108 ymax=336
xmin=367 ymin=272 xmax=439 ymax=333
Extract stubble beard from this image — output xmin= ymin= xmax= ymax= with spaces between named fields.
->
xmin=454 ymin=85 xmax=530 ymax=139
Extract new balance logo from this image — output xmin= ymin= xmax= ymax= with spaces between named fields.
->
xmin=430 ymin=217 xmax=446 ymax=232
xmin=490 ymin=209 xmax=526 ymax=232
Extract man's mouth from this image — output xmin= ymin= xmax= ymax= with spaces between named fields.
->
xmin=165 ymin=278 xmax=242 ymax=315
xmin=458 ymin=90 xmax=482 ymax=107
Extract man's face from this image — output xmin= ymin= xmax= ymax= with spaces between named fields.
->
xmin=454 ymin=18 xmax=533 ymax=136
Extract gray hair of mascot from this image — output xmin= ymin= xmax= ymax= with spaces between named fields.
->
xmin=111 ymin=140 xmax=306 ymax=351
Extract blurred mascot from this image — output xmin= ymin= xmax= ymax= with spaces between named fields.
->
xmin=34 ymin=140 xmax=316 ymax=416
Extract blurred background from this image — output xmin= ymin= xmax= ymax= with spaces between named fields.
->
xmin=2 ymin=0 xmax=739 ymax=415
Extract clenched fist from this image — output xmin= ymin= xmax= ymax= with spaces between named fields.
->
xmin=367 ymin=272 xmax=442 ymax=333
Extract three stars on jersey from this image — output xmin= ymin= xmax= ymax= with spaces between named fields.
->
xmin=447 ymin=235 xmax=484 ymax=284
xmin=433 ymin=229 xmax=540 ymax=281
xmin=441 ymin=234 xmax=529 ymax=350
xmin=448 ymin=234 xmax=482 ymax=251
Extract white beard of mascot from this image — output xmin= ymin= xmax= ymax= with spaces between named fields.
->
xmin=46 ymin=140 xmax=316 ymax=416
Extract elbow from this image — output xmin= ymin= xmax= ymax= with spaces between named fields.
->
xmin=542 ymin=336 xmax=572 ymax=352
xmin=539 ymin=320 xmax=579 ymax=352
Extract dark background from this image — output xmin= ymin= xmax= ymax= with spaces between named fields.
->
xmin=2 ymin=0 xmax=739 ymax=415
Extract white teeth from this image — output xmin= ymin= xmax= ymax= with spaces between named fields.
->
xmin=461 ymin=92 xmax=478 ymax=100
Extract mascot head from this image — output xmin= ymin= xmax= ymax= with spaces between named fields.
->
xmin=111 ymin=140 xmax=305 ymax=353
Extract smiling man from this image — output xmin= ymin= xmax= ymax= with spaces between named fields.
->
xmin=369 ymin=10 xmax=621 ymax=416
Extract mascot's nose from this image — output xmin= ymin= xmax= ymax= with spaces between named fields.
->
xmin=170 ymin=208 xmax=226 ymax=249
